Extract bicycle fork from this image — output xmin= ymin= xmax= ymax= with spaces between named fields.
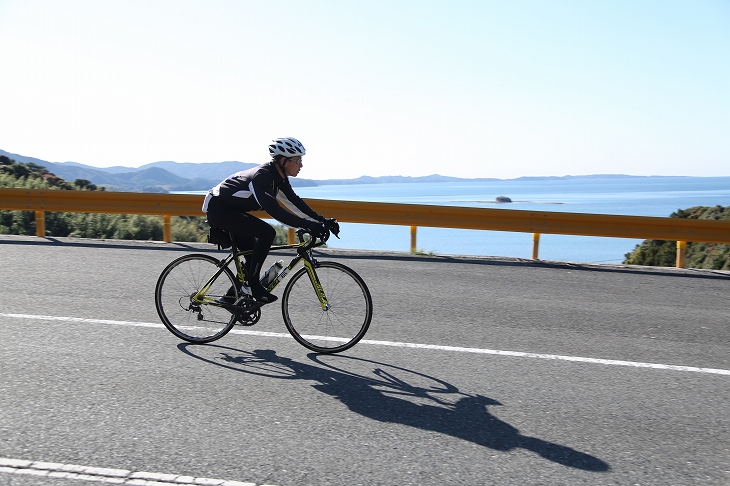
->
xmin=302 ymin=260 xmax=331 ymax=311
xmin=274 ymin=256 xmax=330 ymax=311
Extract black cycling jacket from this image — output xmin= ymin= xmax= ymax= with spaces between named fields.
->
xmin=202 ymin=161 xmax=323 ymax=229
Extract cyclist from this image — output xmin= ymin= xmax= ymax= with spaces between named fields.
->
xmin=203 ymin=137 xmax=335 ymax=303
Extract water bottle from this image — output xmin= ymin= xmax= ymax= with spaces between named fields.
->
xmin=260 ymin=260 xmax=285 ymax=287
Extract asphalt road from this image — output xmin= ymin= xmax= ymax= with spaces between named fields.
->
xmin=1 ymin=235 xmax=729 ymax=486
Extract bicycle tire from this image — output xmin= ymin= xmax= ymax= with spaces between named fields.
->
xmin=155 ymin=253 xmax=238 ymax=343
xmin=281 ymin=261 xmax=373 ymax=353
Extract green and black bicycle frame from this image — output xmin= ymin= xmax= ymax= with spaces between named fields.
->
xmin=192 ymin=232 xmax=332 ymax=312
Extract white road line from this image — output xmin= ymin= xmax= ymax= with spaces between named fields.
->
xmin=0 ymin=456 xmax=270 ymax=486
xmin=360 ymin=339 xmax=730 ymax=375
xmin=2 ymin=312 xmax=729 ymax=376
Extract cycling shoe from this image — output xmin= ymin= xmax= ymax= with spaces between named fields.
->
xmin=251 ymin=286 xmax=278 ymax=304
xmin=253 ymin=291 xmax=278 ymax=304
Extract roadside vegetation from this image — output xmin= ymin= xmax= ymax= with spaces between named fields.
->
xmin=623 ymin=205 xmax=730 ymax=270
xmin=0 ymin=155 xmax=288 ymax=244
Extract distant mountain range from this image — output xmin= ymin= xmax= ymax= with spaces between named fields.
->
xmin=0 ymin=149 xmax=674 ymax=193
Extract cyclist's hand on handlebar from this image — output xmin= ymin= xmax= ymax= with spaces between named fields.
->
xmin=306 ymin=221 xmax=329 ymax=240
xmin=324 ymin=218 xmax=340 ymax=238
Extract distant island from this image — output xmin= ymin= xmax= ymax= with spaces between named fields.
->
xmin=0 ymin=148 xmax=694 ymax=193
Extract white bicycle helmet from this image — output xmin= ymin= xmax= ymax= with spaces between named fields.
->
xmin=269 ymin=137 xmax=306 ymax=158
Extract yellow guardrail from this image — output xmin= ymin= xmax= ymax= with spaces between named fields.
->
xmin=2 ymin=187 xmax=730 ymax=267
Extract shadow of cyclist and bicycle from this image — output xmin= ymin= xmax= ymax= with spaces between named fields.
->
xmin=177 ymin=343 xmax=609 ymax=472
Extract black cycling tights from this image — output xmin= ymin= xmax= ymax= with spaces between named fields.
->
xmin=206 ymin=198 xmax=276 ymax=287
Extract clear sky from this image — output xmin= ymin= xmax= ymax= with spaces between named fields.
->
xmin=1 ymin=0 xmax=728 ymax=180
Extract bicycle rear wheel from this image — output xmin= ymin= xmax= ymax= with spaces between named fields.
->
xmin=282 ymin=261 xmax=373 ymax=353
xmin=155 ymin=253 xmax=237 ymax=343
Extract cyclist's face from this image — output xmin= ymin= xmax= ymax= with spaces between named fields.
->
xmin=284 ymin=157 xmax=303 ymax=177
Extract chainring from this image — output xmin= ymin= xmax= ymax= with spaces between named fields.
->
xmin=234 ymin=295 xmax=262 ymax=326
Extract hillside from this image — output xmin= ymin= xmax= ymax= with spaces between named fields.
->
xmin=0 ymin=155 xmax=290 ymax=244
xmin=0 ymin=149 xmax=656 ymax=193
xmin=0 ymin=150 xmax=323 ymax=191
xmin=623 ymin=205 xmax=730 ymax=270
xmin=0 ymin=155 xmax=203 ymax=241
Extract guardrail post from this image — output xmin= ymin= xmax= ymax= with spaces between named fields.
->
xmin=676 ymin=240 xmax=687 ymax=268
xmin=532 ymin=233 xmax=541 ymax=259
xmin=163 ymin=215 xmax=172 ymax=242
xmin=410 ymin=226 xmax=417 ymax=253
xmin=35 ymin=211 xmax=45 ymax=237
xmin=288 ymin=227 xmax=295 ymax=244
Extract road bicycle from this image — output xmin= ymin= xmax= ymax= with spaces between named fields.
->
xmin=154 ymin=225 xmax=373 ymax=353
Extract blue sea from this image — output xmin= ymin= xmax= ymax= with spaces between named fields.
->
xmin=192 ymin=176 xmax=730 ymax=264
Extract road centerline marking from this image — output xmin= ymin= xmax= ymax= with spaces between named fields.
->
xmin=2 ymin=312 xmax=728 ymax=376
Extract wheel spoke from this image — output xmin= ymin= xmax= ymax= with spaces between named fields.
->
xmin=155 ymin=254 xmax=236 ymax=343
xmin=282 ymin=262 xmax=372 ymax=353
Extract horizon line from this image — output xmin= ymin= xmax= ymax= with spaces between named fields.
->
xmin=1 ymin=148 xmax=729 ymax=181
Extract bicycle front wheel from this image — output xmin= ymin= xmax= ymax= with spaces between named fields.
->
xmin=282 ymin=261 xmax=373 ymax=353
xmin=155 ymin=253 xmax=237 ymax=343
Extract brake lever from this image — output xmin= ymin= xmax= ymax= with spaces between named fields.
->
xmin=328 ymin=219 xmax=341 ymax=239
